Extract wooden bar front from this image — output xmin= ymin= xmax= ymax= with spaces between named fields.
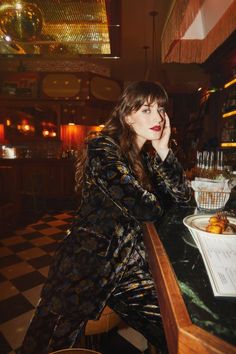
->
xmin=143 ymin=222 xmax=236 ymax=354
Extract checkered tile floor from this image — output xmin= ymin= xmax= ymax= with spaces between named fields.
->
xmin=0 ymin=211 xmax=148 ymax=354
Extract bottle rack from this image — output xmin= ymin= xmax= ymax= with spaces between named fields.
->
xmin=221 ymin=78 xmax=236 ymax=148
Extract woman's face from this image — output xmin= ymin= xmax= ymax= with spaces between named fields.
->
xmin=126 ymin=101 xmax=166 ymax=149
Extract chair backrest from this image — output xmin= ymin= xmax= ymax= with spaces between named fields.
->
xmin=49 ymin=348 xmax=102 ymax=354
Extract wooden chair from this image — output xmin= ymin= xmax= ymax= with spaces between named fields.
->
xmin=0 ymin=165 xmax=20 ymax=235
xmin=21 ymin=173 xmax=46 ymax=216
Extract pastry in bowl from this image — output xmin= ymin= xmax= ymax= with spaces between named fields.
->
xmin=206 ymin=214 xmax=229 ymax=234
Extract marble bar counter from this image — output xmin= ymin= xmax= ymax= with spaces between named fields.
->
xmin=143 ymin=205 xmax=236 ymax=354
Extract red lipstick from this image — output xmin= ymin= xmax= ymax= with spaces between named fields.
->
xmin=150 ymin=125 xmax=161 ymax=131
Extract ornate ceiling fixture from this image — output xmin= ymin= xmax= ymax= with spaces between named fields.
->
xmin=0 ymin=0 xmax=120 ymax=57
xmin=0 ymin=2 xmax=42 ymax=41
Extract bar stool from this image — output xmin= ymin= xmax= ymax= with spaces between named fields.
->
xmin=84 ymin=305 xmax=121 ymax=350
xmin=85 ymin=306 xmax=121 ymax=335
xmin=50 ymin=349 xmax=101 ymax=354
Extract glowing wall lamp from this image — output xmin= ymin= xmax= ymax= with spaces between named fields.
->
xmin=0 ymin=124 xmax=5 ymax=144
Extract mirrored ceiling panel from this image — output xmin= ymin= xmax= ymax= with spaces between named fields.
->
xmin=0 ymin=0 xmax=120 ymax=57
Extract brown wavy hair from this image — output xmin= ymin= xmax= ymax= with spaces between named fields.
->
xmin=75 ymin=81 xmax=168 ymax=192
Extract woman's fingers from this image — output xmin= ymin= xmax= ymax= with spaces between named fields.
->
xmin=164 ymin=114 xmax=171 ymax=129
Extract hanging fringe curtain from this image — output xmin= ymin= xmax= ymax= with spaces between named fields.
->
xmin=162 ymin=0 xmax=236 ymax=63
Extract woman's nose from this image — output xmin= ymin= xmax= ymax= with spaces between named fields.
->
xmin=154 ymin=112 xmax=163 ymax=123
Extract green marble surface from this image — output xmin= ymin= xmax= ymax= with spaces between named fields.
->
xmin=155 ymin=204 xmax=236 ymax=346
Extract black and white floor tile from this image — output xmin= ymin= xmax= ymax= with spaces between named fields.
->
xmin=0 ymin=211 xmax=149 ymax=354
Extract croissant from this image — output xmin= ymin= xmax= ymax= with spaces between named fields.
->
xmin=206 ymin=214 xmax=229 ymax=234
xmin=206 ymin=224 xmax=222 ymax=234
xmin=209 ymin=216 xmax=219 ymax=225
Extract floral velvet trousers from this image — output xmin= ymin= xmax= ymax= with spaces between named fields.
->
xmin=20 ymin=260 xmax=167 ymax=354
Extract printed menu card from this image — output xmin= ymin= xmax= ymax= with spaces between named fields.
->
xmin=184 ymin=214 xmax=236 ymax=297
xmin=196 ymin=233 xmax=236 ymax=297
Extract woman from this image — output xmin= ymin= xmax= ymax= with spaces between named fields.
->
xmin=20 ymin=81 xmax=191 ymax=354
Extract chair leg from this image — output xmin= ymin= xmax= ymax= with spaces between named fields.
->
xmin=148 ymin=342 xmax=158 ymax=354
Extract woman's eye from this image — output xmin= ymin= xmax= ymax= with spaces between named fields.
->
xmin=142 ymin=108 xmax=151 ymax=114
xmin=157 ymin=108 xmax=166 ymax=118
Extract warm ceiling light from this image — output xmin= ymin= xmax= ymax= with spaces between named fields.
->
xmin=102 ymin=56 xmax=120 ymax=59
xmin=222 ymin=110 xmax=236 ymax=118
xmin=221 ymin=142 xmax=236 ymax=147
xmin=224 ymin=78 xmax=236 ymax=88
xmin=15 ymin=3 xmax=23 ymax=10
xmin=4 ymin=35 xmax=11 ymax=42
xmin=207 ymin=88 xmax=216 ymax=93
xmin=42 ymin=129 xmax=49 ymax=136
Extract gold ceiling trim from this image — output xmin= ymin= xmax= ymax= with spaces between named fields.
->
xmin=0 ymin=0 xmax=116 ymax=56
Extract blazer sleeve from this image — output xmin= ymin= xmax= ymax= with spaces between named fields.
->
xmin=87 ymin=136 xmax=190 ymax=222
xmin=144 ymin=150 xmax=191 ymax=203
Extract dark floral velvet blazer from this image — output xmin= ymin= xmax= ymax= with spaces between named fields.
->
xmin=41 ymin=134 xmax=191 ymax=320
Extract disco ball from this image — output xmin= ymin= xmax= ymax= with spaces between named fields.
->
xmin=0 ymin=2 xmax=43 ymax=41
